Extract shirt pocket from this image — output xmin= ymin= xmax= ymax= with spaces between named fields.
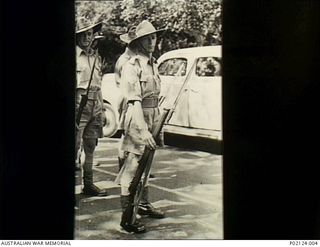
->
xmin=76 ymin=64 xmax=85 ymax=74
xmin=76 ymin=65 xmax=87 ymax=86
xmin=153 ymin=74 xmax=161 ymax=95
xmin=140 ymin=73 xmax=154 ymax=96
xmin=76 ymin=68 xmax=82 ymax=87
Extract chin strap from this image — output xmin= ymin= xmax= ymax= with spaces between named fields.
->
xmin=137 ymin=40 xmax=152 ymax=58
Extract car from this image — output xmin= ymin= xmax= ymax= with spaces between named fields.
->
xmin=101 ymin=45 xmax=222 ymax=141
xmin=100 ymin=73 xmax=120 ymax=137
xmin=158 ymin=45 xmax=222 ymax=141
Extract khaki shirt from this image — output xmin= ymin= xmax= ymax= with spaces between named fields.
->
xmin=120 ymin=54 xmax=161 ymax=102
xmin=76 ymin=46 xmax=102 ymax=90
xmin=75 ymin=46 xmax=104 ymax=125
xmin=120 ymin=53 xmax=162 ymax=155
xmin=114 ymin=47 xmax=137 ymax=87
xmin=114 ymin=47 xmax=137 ymax=130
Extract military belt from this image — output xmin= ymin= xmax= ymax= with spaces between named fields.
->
xmin=141 ymin=97 xmax=159 ymax=108
xmin=87 ymin=90 xmax=99 ymax=100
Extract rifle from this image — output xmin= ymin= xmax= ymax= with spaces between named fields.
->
xmin=75 ymin=49 xmax=99 ymax=127
xmin=75 ymin=36 xmax=104 ymax=127
xmin=122 ymin=59 xmax=197 ymax=225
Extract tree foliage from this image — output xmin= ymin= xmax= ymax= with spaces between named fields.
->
xmin=75 ymin=0 xmax=222 ymax=73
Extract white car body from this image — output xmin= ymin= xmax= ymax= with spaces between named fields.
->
xmin=101 ymin=73 xmax=121 ymax=137
xmin=158 ymin=46 xmax=222 ymax=140
xmin=101 ymin=45 xmax=222 ymax=140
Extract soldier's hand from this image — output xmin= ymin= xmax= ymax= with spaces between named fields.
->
xmin=141 ymin=129 xmax=156 ymax=150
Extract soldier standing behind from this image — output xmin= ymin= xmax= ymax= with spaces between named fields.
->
xmin=75 ymin=17 xmax=108 ymax=197
xmin=116 ymin=20 xmax=166 ymax=233
xmin=114 ymin=26 xmax=138 ymax=171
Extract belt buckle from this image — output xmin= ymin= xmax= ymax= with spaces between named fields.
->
xmin=90 ymin=86 xmax=100 ymax=92
xmin=148 ymin=97 xmax=158 ymax=107
xmin=88 ymin=91 xmax=97 ymax=100
xmin=152 ymin=97 xmax=158 ymax=106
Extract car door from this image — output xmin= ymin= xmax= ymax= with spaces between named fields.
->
xmin=158 ymin=57 xmax=190 ymax=127
xmin=187 ymin=56 xmax=222 ymax=131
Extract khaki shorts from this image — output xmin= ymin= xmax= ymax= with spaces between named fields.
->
xmin=77 ymin=99 xmax=103 ymax=139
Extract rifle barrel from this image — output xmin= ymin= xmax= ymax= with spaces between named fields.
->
xmin=170 ymin=59 xmax=197 ymax=112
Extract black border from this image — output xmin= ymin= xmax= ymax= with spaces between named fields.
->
xmin=223 ymin=0 xmax=320 ymax=239
xmin=1 ymin=0 xmax=75 ymax=239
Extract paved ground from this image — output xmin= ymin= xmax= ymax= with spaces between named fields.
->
xmin=74 ymin=137 xmax=223 ymax=240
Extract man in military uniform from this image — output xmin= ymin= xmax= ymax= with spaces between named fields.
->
xmin=116 ymin=20 xmax=166 ymax=233
xmin=75 ymin=17 xmax=108 ymax=197
xmin=114 ymin=26 xmax=138 ymax=171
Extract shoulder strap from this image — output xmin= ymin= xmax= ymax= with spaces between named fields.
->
xmin=128 ymin=56 xmax=142 ymax=80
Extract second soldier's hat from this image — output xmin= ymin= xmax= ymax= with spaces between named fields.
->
xmin=120 ymin=20 xmax=165 ymax=44
xmin=76 ymin=16 xmax=102 ymax=34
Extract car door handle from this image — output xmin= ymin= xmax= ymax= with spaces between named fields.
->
xmin=189 ymin=88 xmax=199 ymax=93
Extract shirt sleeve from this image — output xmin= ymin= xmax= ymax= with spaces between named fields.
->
xmin=120 ymin=60 xmax=142 ymax=102
xmin=76 ymin=53 xmax=102 ymax=89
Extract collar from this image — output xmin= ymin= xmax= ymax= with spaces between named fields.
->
xmin=125 ymin=47 xmax=137 ymax=58
xmin=76 ymin=46 xmax=86 ymax=57
xmin=76 ymin=46 xmax=95 ymax=57
xmin=136 ymin=52 xmax=157 ymax=67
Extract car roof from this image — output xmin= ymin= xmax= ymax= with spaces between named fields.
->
xmin=158 ymin=45 xmax=221 ymax=62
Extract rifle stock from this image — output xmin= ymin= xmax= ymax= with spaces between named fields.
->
xmin=128 ymin=108 xmax=170 ymax=192
xmin=124 ymin=108 xmax=170 ymax=224
xmin=76 ymin=94 xmax=88 ymax=127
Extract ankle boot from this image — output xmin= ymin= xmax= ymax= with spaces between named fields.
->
xmin=138 ymin=187 xmax=165 ymax=219
xmin=83 ymin=184 xmax=108 ymax=197
xmin=120 ymin=195 xmax=146 ymax=233
xmin=83 ymin=171 xmax=108 ymax=197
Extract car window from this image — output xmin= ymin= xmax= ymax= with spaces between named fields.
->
xmin=196 ymin=57 xmax=221 ymax=77
xmin=158 ymin=58 xmax=187 ymax=76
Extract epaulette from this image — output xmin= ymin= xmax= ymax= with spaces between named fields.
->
xmin=123 ymin=53 xmax=131 ymax=60
xmin=127 ymin=56 xmax=142 ymax=79
xmin=117 ymin=54 xmax=131 ymax=68
xmin=128 ymin=55 xmax=141 ymax=65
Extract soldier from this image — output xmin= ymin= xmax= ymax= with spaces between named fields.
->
xmin=114 ymin=26 xmax=138 ymax=171
xmin=115 ymin=32 xmax=159 ymax=175
xmin=75 ymin=17 xmax=108 ymax=197
xmin=116 ymin=20 xmax=165 ymax=233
